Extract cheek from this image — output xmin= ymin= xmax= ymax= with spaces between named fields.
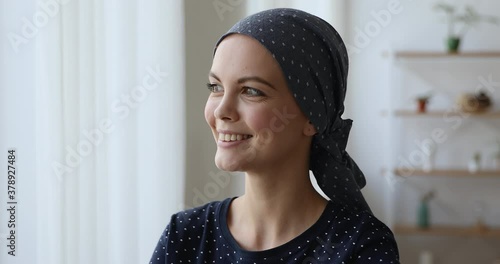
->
xmin=245 ymin=108 xmax=277 ymax=132
xmin=247 ymin=102 xmax=306 ymax=139
xmin=204 ymin=99 xmax=217 ymax=126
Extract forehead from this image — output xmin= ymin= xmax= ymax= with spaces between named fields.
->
xmin=211 ymin=34 xmax=283 ymax=82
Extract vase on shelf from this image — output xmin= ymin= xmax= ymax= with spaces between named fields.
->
xmin=418 ymin=201 xmax=429 ymax=228
xmin=415 ymin=93 xmax=432 ymax=113
xmin=468 ymin=152 xmax=481 ymax=173
xmin=417 ymin=191 xmax=434 ymax=229
xmin=495 ymin=155 xmax=500 ymax=170
xmin=422 ymin=141 xmax=437 ymax=172
xmin=418 ymin=99 xmax=427 ymax=113
xmin=494 ymin=140 xmax=500 ymax=170
xmin=419 ymin=251 xmax=433 ymax=264
xmin=472 ymin=200 xmax=488 ymax=232
xmin=446 ymin=36 xmax=460 ymax=53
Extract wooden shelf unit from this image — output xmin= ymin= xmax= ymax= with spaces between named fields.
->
xmin=393 ymin=168 xmax=500 ymax=178
xmin=395 ymin=51 xmax=500 ymax=59
xmin=390 ymin=51 xmax=500 ymax=242
xmin=394 ymin=225 xmax=500 ymax=238
xmin=394 ymin=110 xmax=500 ymax=118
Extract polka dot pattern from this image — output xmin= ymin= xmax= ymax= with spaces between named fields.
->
xmin=214 ymin=8 xmax=370 ymax=213
xmin=149 ymin=198 xmax=400 ymax=263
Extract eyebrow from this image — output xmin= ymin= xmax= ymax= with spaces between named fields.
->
xmin=209 ymin=72 xmax=276 ymax=90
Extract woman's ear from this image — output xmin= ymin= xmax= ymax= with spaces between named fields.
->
xmin=303 ymin=121 xmax=317 ymax=136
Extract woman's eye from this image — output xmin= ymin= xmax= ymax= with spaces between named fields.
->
xmin=243 ymin=87 xmax=265 ymax=97
xmin=206 ymin=83 xmax=223 ymax=93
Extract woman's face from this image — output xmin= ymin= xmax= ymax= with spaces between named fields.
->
xmin=205 ymin=34 xmax=314 ymax=173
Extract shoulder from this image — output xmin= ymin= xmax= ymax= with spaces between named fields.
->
xmin=161 ymin=198 xmax=230 ymax=239
xmin=163 ymin=198 xmax=230 ymax=237
xmin=322 ymin=202 xmax=400 ymax=263
xmin=349 ymin=211 xmax=400 ymax=263
xmin=170 ymin=199 xmax=224 ymax=226
xmin=150 ymin=199 xmax=229 ymax=263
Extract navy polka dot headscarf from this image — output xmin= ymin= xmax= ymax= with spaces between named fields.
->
xmin=215 ymin=8 xmax=371 ymax=213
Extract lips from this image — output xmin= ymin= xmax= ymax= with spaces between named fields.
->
xmin=218 ymin=132 xmax=253 ymax=142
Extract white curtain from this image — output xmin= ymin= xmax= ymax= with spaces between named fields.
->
xmin=35 ymin=0 xmax=185 ymax=263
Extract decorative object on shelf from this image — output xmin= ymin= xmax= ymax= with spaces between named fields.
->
xmin=468 ymin=152 xmax=481 ymax=173
xmin=494 ymin=139 xmax=500 ymax=170
xmin=446 ymin=36 xmax=460 ymax=53
xmin=474 ymin=219 xmax=488 ymax=233
xmin=433 ymin=3 xmax=499 ymax=53
xmin=419 ymin=250 xmax=434 ymax=264
xmin=422 ymin=141 xmax=437 ymax=172
xmin=472 ymin=200 xmax=488 ymax=233
xmin=456 ymin=90 xmax=492 ymax=113
xmin=418 ymin=190 xmax=434 ymax=229
xmin=415 ymin=92 xmax=433 ymax=113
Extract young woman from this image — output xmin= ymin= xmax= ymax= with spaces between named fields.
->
xmin=151 ymin=8 xmax=399 ymax=263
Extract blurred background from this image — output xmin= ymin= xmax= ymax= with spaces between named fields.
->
xmin=1 ymin=0 xmax=499 ymax=263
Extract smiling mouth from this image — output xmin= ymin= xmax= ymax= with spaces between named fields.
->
xmin=218 ymin=133 xmax=253 ymax=142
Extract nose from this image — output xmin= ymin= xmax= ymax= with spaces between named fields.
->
xmin=214 ymin=92 xmax=239 ymax=122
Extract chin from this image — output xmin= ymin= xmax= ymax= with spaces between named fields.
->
xmin=215 ymin=160 xmax=243 ymax=172
xmin=214 ymin=154 xmax=247 ymax=172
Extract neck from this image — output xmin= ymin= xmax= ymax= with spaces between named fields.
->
xmin=228 ymin=165 xmax=328 ymax=251
xmin=243 ymin=169 xmax=325 ymax=217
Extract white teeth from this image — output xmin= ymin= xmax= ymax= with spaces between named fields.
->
xmin=218 ymin=133 xmax=252 ymax=142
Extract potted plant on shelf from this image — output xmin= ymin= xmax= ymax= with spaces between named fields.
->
xmin=433 ymin=3 xmax=499 ymax=53
xmin=415 ymin=92 xmax=432 ymax=113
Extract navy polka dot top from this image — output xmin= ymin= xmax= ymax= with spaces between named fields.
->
xmin=150 ymin=198 xmax=400 ymax=263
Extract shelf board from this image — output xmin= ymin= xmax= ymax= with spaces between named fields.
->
xmin=394 ymin=225 xmax=500 ymax=238
xmin=395 ymin=51 xmax=500 ymax=59
xmin=394 ymin=110 xmax=500 ymax=118
xmin=393 ymin=168 xmax=500 ymax=178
